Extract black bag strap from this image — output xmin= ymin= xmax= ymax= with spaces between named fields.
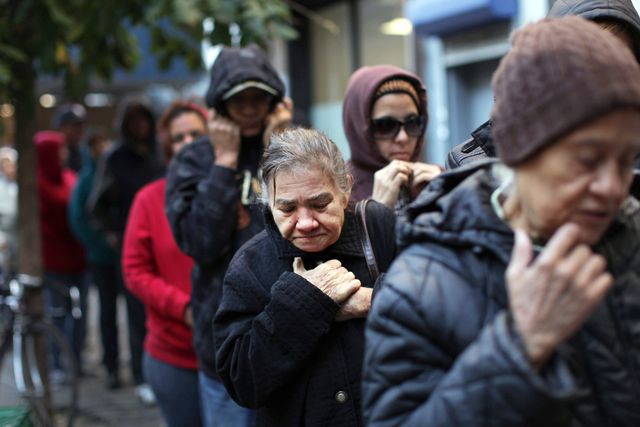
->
xmin=355 ymin=199 xmax=380 ymax=283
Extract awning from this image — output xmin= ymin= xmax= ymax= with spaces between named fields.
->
xmin=406 ymin=0 xmax=518 ymax=36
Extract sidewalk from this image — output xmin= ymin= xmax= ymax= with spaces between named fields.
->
xmin=0 ymin=287 xmax=164 ymax=426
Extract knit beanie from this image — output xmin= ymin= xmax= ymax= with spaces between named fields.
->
xmin=491 ymin=16 xmax=640 ymax=166
xmin=373 ymin=78 xmax=421 ymax=111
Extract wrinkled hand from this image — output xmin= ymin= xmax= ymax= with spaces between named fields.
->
xmin=335 ymin=287 xmax=372 ymax=321
xmin=410 ymin=162 xmax=442 ymax=198
xmin=263 ymin=97 xmax=293 ymax=147
xmin=293 ymin=258 xmax=360 ymax=305
xmin=372 ymin=160 xmax=413 ymax=208
xmin=209 ymin=109 xmax=241 ymax=169
xmin=507 ymin=224 xmax=613 ymax=369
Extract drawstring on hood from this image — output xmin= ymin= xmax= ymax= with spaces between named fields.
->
xmin=343 ymin=65 xmax=428 ymax=201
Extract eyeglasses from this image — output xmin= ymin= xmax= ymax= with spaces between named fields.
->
xmin=170 ymin=130 xmax=205 ymax=144
xmin=370 ymin=115 xmax=425 ymax=140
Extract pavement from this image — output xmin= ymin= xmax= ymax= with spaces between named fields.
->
xmin=0 ymin=287 xmax=165 ymax=426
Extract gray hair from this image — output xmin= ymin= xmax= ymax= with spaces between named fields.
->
xmin=261 ymin=127 xmax=351 ymax=202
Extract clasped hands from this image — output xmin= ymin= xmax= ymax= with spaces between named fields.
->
xmin=293 ymin=258 xmax=372 ymax=321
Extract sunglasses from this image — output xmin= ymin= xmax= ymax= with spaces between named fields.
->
xmin=170 ymin=130 xmax=205 ymax=144
xmin=370 ymin=115 xmax=425 ymax=140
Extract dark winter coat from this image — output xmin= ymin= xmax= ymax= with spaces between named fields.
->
xmin=363 ymin=162 xmax=640 ymax=426
xmin=445 ymin=119 xmax=495 ymax=169
xmin=343 ymin=65 xmax=427 ymax=201
xmin=68 ymin=148 xmax=117 ymax=265
xmin=166 ymin=45 xmax=285 ymax=378
xmin=446 ymin=0 xmax=640 ymax=170
xmin=88 ymin=102 xmax=164 ymax=248
xmin=214 ymin=202 xmax=396 ymax=427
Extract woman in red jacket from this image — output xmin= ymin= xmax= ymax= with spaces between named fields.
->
xmin=35 ymin=131 xmax=87 ymax=377
xmin=122 ymin=101 xmax=206 ymax=427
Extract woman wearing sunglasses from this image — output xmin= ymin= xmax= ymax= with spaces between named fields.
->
xmin=343 ymin=65 xmax=442 ymax=209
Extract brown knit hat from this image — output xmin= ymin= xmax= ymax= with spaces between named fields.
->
xmin=491 ymin=16 xmax=640 ymax=166
xmin=374 ymin=78 xmax=421 ymax=111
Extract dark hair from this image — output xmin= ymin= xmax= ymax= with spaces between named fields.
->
xmin=158 ymin=101 xmax=208 ymax=162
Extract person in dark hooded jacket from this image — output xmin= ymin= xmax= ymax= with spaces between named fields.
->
xmin=68 ymin=130 xmax=122 ymax=389
xmin=363 ymin=17 xmax=640 ymax=426
xmin=343 ymin=65 xmax=442 ymax=210
xmin=88 ymin=100 xmax=164 ymax=403
xmin=165 ymin=44 xmax=292 ymax=427
xmin=446 ymin=0 xmax=640 ymax=170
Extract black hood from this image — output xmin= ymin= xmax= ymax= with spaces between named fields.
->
xmin=549 ymin=0 xmax=640 ymax=61
xmin=205 ymin=44 xmax=285 ymax=114
xmin=397 ymin=160 xmax=514 ymax=264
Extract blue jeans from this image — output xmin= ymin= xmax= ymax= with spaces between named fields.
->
xmin=143 ymin=353 xmax=202 ymax=427
xmin=44 ymin=271 xmax=87 ymax=371
xmin=198 ymin=371 xmax=255 ymax=427
xmin=89 ymin=262 xmax=120 ymax=374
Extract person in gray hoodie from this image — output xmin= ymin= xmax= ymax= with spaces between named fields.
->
xmin=445 ymin=0 xmax=640 ymax=169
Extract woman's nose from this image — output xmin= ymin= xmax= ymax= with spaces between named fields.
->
xmin=394 ymin=126 xmax=409 ymax=144
xmin=591 ymin=163 xmax=627 ymax=201
xmin=296 ymin=209 xmax=318 ymax=231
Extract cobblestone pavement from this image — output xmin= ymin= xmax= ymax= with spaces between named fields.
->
xmin=1 ymin=287 xmax=164 ymax=426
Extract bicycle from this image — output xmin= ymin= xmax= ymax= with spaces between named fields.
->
xmin=0 ymin=273 xmax=79 ymax=427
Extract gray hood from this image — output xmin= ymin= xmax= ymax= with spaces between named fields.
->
xmin=549 ymin=0 xmax=640 ymax=61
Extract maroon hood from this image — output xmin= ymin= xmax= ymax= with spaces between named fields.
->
xmin=343 ymin=65 xmax=428 ymax=200
xmin=35 ymin=130 xmax=65 ymax=183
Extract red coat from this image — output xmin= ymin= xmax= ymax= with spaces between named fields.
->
xmin=35 ymin=131 xmax=85 ymax=273
xmin=122 ymin=178 xmax=197 ymax=369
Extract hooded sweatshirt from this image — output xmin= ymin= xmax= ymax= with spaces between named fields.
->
xmin=549 ymin=0 xmax=640 ymax=61
xmin=446 ymin=0 xmax=640 ymax=170
xmin=343 ymin=65 xmax=428 ymax=201
xmin=166 ymin=44 xmax=285 ymax=378
xmin=35 ymin=131 xmax=85 ymax=273
xmin=88 ymin=102 xmax=164 ymax=248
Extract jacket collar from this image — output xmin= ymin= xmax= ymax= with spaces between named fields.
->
xmin=264 ymin=206 xmax=364 ymax=261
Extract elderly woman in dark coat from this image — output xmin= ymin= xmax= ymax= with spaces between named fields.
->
xmin=363 ymin=17 xmax=640 ymax=427
xmin=214 ymin=127 xmax=396 ymax=426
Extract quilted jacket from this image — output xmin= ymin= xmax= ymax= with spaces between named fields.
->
xmin=363 ymin=162 xmax=640 ymax=426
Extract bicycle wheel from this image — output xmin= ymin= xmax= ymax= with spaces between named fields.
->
xmin=13 ymin=320 xmax=78 ymax=427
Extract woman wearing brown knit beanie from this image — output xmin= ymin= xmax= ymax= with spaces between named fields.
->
xmin=343 ymin=65 xmax=442 ymax=209
xmin=363 ymin=16 xmax=640 ymax=426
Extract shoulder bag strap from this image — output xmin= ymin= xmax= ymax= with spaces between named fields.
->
xmin=355 ymin=199 xmax=380 ymax=283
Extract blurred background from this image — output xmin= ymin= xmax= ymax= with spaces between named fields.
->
xmin=9 ymin=0 xmax=638 ymax=165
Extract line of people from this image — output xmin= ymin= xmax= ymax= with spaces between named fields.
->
xmin=17 ymin=0 xmax=640 ymax=426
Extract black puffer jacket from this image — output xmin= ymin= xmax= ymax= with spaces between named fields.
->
xmin=215 ymin=202 xmax=396 ymax=426
xmin=89 ymin=102 xmax=164 ymax=247
xmin=363 ymin=162 xmax=640 ymax=426
xmin=165 ymin=45 xmax=285 ymax=378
